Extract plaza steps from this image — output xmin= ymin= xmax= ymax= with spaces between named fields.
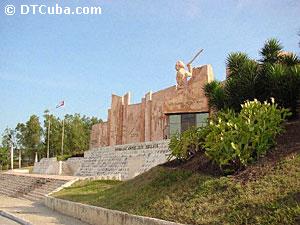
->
xmin=0 ymin=173 xmax=67 ymax=202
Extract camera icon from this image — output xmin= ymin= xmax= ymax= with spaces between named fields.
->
xmin=5 ymin=5 xmax=15 ymax=15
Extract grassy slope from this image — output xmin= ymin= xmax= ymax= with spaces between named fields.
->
xmin=53 ymin=151 xmax=300 ymax=225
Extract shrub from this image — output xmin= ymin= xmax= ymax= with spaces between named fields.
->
xmin=204 ymin=99 xmax=290 ymax=173
xmin=169 ymin=126 xmax=209 ymax=160
xmin=57 ymin=154 xmax=72 ymax=161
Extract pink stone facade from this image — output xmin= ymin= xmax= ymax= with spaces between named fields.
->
xmin=90 ymin=64 xmax=214 ymax=149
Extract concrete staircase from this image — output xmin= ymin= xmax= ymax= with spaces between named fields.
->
xmin=0 ymin=173 xmax=67 ymax=202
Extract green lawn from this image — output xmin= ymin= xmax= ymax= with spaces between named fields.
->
xmin=52 ymin=151 xmax=300 ymax=225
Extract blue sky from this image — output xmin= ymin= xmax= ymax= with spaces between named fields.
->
xmin=0 ymin=0 xmax=299 ymax=135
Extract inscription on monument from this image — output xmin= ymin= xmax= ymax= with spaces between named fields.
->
xmin=115 ymin=143 xmax=159 ymax=151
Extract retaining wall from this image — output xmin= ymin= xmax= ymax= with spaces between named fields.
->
xmin=45 ymin=196 xmax=185 ymax=225
xmin=33 ymin=157 xmax=84 ymax=176
xmin=33 ymin=158 xmax=59 ymax=175
xmin=33 ymin=140 xmax=171 ymax=180
xmin=76 ymin=140 xmax=170 ymax=180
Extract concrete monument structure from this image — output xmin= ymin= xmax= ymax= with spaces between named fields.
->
xmin=90 ymin=64 xmax=214 ymax=149
xmin=33 ymin=62 xmax=215 ymax=180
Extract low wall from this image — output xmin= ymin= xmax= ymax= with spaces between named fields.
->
xmin=76 ymin=140 xmax=170 ymax=180
xmin=65 ymin=157 xmax=83 ymax=175
xmin=34 ymin=140 xmax=170 ymax=179
xmin=33 ymin=158 xmax=59 ymax=175
xmin=33 ymin=157 xmax=84 ymax=176
xmin=45 ymin=196 xmax=185 ymax=225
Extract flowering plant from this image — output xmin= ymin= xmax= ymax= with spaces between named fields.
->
xmin=204 ymin=98 xmax=290 ymax=173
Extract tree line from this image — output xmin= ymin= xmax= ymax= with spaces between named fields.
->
xmin=0 ymin=112 xmax=102 ymax=168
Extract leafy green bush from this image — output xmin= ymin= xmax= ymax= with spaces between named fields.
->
xmin=57 ymin=154 xmax=72 ymax=161
xmin=169 ymin=127 xmax=209 ymax=160
xmin=204 ymin=99 xmax=290 ymax=173
xmin=0 ymin=147 xmax=9 ymax=169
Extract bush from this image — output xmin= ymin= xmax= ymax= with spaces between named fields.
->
xmin=169 ymin=127 xmax=209 ymax=160
xmin=57 ymin=154 xmax=72 ymax=161
xmin=204 ymin=99 xmax=290 ymax=173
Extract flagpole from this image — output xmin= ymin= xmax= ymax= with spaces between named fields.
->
xmin=61 ymin=118 xmax=65 ymax=156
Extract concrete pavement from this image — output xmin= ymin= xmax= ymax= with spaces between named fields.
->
xmin=0 ymin=195 xmax=89 ymax=225
xmin=0 ymin=215 xmax=20 ymax=225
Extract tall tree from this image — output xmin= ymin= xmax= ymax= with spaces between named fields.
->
xmin=1 ymin=128 xmax=15 ymax=148
xmin=43 ymin=111 xmax=61 ymax=158
xmin=24 ymin=115 xmax=42 ymax=160
xmin=15 ymin=123 xmax=26 ymax=149
xmin=0 ymin=146 xmax=9 ymax=169
xmin=0 ymin=128 xmax=14 ymax=169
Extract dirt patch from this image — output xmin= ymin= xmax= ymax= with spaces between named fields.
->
xmin=162 ymin=151 xmax=222 ymax=176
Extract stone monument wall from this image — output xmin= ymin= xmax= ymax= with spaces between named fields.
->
xmin=90 ymin=64 xmax=214 ymax=148
xmin=76 ymin=140 xmax=170 ymax=180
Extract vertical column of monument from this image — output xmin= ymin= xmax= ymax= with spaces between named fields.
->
xmin=89 ymin=124 xmax=98 ymax=149
xmin=99 ymin=122 xmax=109 ymax=146
xmin=122 ymin=92 xmax=130 ymax=144
xmin=144 ymin=92 xmax=152 ymax=142
xmin=109 ymin=94 xmax=124 ymax=146
xmin=107 ymin=109 xmax=111 ymax=146
xmin=206 ymin=64 xmax=215 ymax=116
xmin=188 ymin=65 xmax=214 ymax=114
xmin=140 ymin=98 xmax=146 ymax=142
xmin=96 ymin=124 xmax=101 ymax=147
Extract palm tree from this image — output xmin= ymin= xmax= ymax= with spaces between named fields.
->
xmin=204 ymin=81 xmax=225 ymax=111
xmin=260 ymin=38 xmax=283 ymax=64
xmin=205 ymin=38 xmax=300 ymax=116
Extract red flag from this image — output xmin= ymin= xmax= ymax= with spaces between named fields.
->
xmin=56 ymin=100 xmax=64 ymax=108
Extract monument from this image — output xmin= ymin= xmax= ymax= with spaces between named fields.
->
xmin=34 ymin=57 xmax=215 ymax=180
xmin=90 ymin=55 xmax=214 ymax=149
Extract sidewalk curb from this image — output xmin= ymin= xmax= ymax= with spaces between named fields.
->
xmin=0 ymin=210 xmax=33 ymax=225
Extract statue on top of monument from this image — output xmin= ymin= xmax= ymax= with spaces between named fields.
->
xmin=175 ymin=61 xmax=193 ymax=90
xmin=175 ymin=49 xmax=203 ymax=90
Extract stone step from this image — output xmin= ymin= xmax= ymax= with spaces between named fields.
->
xmin=24 ymin=191 xmax=45 ymax=199
xmin=0 ymin=173 xmax=68 ymax=202
xmin=22 ymin=194 xmax=43 ymax=202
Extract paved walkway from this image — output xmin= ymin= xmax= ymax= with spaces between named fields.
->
xmin=0 ymin=195 xmax=89 ymax=225
xmin=0 ymin=215 xmax=20 ymax=225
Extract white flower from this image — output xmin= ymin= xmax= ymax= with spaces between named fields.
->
xmin=270 ymin=97 xmax=275 ymax=104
